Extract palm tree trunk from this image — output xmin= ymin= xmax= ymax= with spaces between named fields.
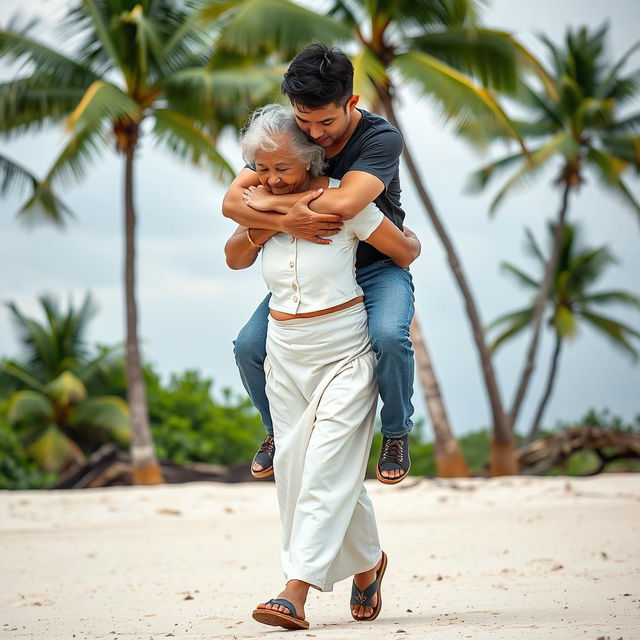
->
xmin=507 ymin=181 xmax=571 ymax=432
xmin=525 ymin=333 xmax=563 ymax=445
xmin=410 ymin=316 xmax=469 ymax=477
xmin=379 ymin=90 xmax=516 ymax=475
xmin=124 ymin=138 xmax=163 ymax=485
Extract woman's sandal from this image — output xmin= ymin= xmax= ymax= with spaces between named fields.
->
xmin=252 ymin=598 xmax=310 ymax=630
xmin=350 ymin=550 xmax=388 ymax=622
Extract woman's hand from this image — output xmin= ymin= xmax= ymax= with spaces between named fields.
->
xmin=243 ymin=185 xmax=274 ymax=211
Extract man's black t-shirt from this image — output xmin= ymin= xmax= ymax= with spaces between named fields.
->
xmin=325 ymin=109 xmax=405 ymax=268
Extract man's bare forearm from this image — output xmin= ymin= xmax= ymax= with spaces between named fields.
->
xmin=248 ymin=189 xmax=355 ymax=218
xmin=222 ymin=191 xmax=284 ymax=230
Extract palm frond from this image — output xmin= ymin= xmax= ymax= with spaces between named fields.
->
xmin=579 ymin=290 xmax=640 ymax=310
xmin=5 ymin=301 xmax=61 ymax=380
xmin=6 ymin=390 xmax=54 ymax=424
xmin=16 ymin=124 xmax=109 ymax=226
xmin=466 ymin=149 xmax=528 ymax=193
xmin=499 ymin=262 xmax=540 ymax=290
xmin=409 ymin=28 xmax=518 ymax=92
xmin=575 ymin=96 xmax=614 ymax=130
xmin=522 ymin=227 xmax=547 ymax=267
xmin=24 ymin=424 xmax=84 ymax=472
xmin=77 ymin=343 xmax=124 ymax=387
xmin=71 ymin=396 xmax=130 ymax=438
xmin=579 ymin=310 xmax=640 ymax=361
xmin=565 ymin=247 xmax=615 ymax=294
xmin=0 ymin=25 xmax=99 ymax=85
xmin=487 ymin=132 xmax=579 ymax=213
xmin=586 ymin=147 xmax=640 ymax=220
xmin=351 ymin=46 xmax=389 ymax=110
xmin=326 ymin=0 xmax=361 ymax=30
xmin=163 ymin=65 xmax=283 ymax=128
xmin=599 ymin=134 xmax=640 ymax=168
xmin=392 ymin=50 xmax=527 ymax=154
xmin=0 ymin=75 xmax=86 ymax=139
xmin=596 ymin=40 xmax=640 ymax=99
xmin=66 ymin=80 xmax=142 ymax=134
xmin=511 ymin=38 xmax=558 ymax=101
xmin=485 ymin=306 xmax=535 ymax=353
xmin=456 ymin=114 xmax=555 ymax=149
xmin=79 ymin=0 xmax=125 ymax=72
xmin=152 ymin=108 xmax=234 ymax=181
xmin=0 ymin=152 xmax=74 ymax=225
xmin=202 ymin=0 xmax=351 ymax=59
xmin=0 ymin=360 xmax=46 ymax=392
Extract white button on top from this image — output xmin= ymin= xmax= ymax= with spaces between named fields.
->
xmin=289 ymin=235 xmax=295 ymax=243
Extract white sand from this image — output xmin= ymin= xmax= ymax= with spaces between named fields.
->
xmin=1 ymin=475 xmax=639 ymax=639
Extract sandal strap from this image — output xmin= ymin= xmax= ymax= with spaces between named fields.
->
xmin=350 ymin=578 xmax=379 ymax=607
xmin=266 ymin=598 xmax=300 ymax=620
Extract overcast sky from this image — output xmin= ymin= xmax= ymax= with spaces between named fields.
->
xmin=1 ymin=0 xmax=639 ymax=439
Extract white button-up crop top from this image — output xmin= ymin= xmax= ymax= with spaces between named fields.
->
xmin=261 ymin=178 xmax=385 ymax=314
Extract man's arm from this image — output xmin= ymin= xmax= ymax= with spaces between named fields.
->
xmin=222 ymin=168 xmax=284 ymax=231
xmin=222 ymin=168 xmax=344 ymax=244
xmin=242 ymin=170 xmax=385 ymax=220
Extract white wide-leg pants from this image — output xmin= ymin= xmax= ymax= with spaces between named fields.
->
xmin=265 ymin=303 xmax=382 ymax=592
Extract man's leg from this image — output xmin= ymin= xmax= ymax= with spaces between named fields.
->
xmin=233 ymin=294 xmax=274 ymax=475
xmin=356 ymin=260 xmax=415 ymax=482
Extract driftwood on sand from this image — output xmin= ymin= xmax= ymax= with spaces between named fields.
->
xmin=50 ymin=425 xmax=640 ymax=489
xmin=50 ymin=443 xmax=272 ymax=489
xmin=517 ymin=424 xmax=640 ymax=475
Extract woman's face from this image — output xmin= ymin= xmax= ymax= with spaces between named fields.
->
xmin=254 ymin=136 xmax=310 ymax=195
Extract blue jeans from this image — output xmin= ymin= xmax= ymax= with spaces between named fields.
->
xmin=233 ymin=259 xmax=415 ymax=438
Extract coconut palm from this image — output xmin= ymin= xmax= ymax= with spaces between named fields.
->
xmin=0 ymin=2 xmax=285 ymax=483
xmin=467 ymin=25 xmax=640 ymax=440
xmin=204 ymin=0 xmax=547 ymax=475
xmin=487 ymin=222 xmax=640 ymax=444
xmin=2 ymin=294 xmax=130 ymax=473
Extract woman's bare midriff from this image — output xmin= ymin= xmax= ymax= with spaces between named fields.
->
xmin=270 ymin=296 xmax=363 ymax=321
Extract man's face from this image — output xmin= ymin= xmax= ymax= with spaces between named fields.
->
xmin=292 ymin=96 xmax=358 ymax=149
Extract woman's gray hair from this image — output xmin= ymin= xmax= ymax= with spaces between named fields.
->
xmin=240 ymin=104 xmax=325 ymax=177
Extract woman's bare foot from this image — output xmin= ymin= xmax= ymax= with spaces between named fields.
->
xmin=255 ymin=579 xmax=309 ymax=620
xmin=351 ymin=555 xmax=384 ymax=620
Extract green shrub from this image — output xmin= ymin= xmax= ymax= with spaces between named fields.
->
xmin=0 ymin=417 xmax=58 ymax=489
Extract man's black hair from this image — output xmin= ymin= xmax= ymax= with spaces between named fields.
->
xmin=281 ymin=43 xmax=354 ymax=110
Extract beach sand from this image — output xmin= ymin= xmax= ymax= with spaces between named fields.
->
xmin=1 ymin=474 xmax=639 ymax=639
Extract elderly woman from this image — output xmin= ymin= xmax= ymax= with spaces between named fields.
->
xmin=225 ymin=104 xmax=420 ymax=630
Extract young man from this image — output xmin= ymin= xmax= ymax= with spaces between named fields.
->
xmin=222 ymin=43 xmax=415 ymax=484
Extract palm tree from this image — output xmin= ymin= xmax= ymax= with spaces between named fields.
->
xmin=467 ymin=25 xmax=640 ymax=440
xmin=0 ymin=2 xmax=284 ymax=483
xmin=487 ymin=223 xmax=640 ymax=445
xmin=205 ymin=0 xmax=546 ymax=475
xmin=2 ymin=294 xmax=130 ymax=473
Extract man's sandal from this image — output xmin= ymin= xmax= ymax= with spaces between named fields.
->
xmin=252 ymin=598 xmax=309 ymax=630
xmin=350 ymin=551 xmax=388 ymax=622
xmin=251 ymin=435 xmax=275 ymax=478
xmin=376 ymin=434 xmax=411 ymax=485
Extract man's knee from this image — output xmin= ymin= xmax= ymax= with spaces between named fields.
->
xmin=370 ymin=325 xmax=412 ymax=358
xmin=233 ymin=325 xmax=266 ymax=367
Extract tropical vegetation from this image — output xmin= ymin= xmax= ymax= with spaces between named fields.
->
xmin=1 ymin=295 xmax=129 ymax=473
xmin=467 ymin=25 xmax=640 ymax=444
xmin=0 ymin=0 xmax=287 ymax=483
xmin=1 ymin=2 xmax=638 ymax=482
xmin=487 ymin=222 xmax=640 ymax=443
